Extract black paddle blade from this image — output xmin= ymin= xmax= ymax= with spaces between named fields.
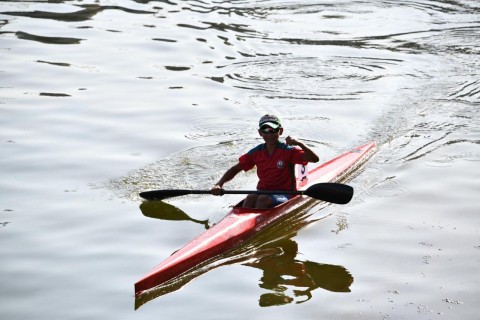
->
xmin=304 ymin=183 xmax=354 ymax=204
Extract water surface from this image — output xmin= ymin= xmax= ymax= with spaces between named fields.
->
xmin=1 ymin=0 xmax=479 ymax=319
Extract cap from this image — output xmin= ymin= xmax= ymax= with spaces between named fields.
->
xmin=259 ymin=114 xmax=281 ymax=129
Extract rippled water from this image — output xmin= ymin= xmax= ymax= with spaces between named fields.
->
xmin=1 ymin=0 xmax=479 ymax=319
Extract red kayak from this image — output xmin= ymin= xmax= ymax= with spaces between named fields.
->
xmin=135 ymin=142 xmax=376 ymax=295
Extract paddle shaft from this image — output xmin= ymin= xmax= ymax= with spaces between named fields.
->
xmin=139 ymin=189 xmax=297 ymax=200
xmin=139 ymin=182 xmax=353 ymax=204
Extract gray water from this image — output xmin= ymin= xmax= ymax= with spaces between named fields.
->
xmin=1 ymin=0 xmax=479 ymax=319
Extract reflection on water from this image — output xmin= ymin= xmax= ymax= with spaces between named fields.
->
xmin=15 ymin=31 xmax=83 ymax=44
xmin=245 ymin=238 xmax=353 ymax=307
xmin=140 ymin=200 xmax=210 ymax=229
xmin=135 ymin=199 xmax=351 ymax=309
xmin=1 ymin=208 xmax=12 ymax=228
xmin=1 ymin=4 xmax=153 ymax=22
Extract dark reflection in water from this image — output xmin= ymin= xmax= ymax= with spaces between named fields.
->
xmin=37 ymin=60 xmax=71 ymax=67
xmin=1 ymin=3 xmax=151 ymax=45
xmin=39 ymin=92 xmax=71 ymax=97
xmin=245 ymin=238 xmax=353 ymax=307
xmin=1 ymin=4 xmax=153 ymax=22
xmin=178 ymin=21 xmax=257 ymax=34
xmin=135 ymin=200 xmax=352 ymax=309
xmin=140 ymin=200 xmax=210 ymax=229
xmin=15 ymin=31 xmax=83 ymax=45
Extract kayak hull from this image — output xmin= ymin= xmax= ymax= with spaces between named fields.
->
xmin=135 ymin=142 xmax=376 ymax=294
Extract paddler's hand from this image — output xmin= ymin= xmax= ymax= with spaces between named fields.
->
xmin=286 ymin=135 xmax=320 ymax=163
xmin=285 ymin=135 xmax=300 ymax=146
xmin=211 ymin=184 xmax=224 ymax=196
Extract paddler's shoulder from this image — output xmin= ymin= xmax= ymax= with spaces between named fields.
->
xmin=246 ymin=143 xmax=266 ymax=154
xmin=277 ymin=141 xmax=295 ymax=150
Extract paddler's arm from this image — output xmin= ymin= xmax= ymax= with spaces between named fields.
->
xmin=211 ymin=163 xmax=243 ymax=196
xmin=285 ymin=135 xmax=320 ymax=163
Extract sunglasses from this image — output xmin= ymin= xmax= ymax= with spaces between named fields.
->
xmin=260 ymin=126 xmax=280 ymax=134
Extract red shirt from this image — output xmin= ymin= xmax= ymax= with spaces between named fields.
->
xmin=239 ymin=142 xmax=306 ymax=191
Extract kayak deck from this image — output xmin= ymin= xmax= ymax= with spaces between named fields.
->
xmin=135 ymin=142 xmax=376 ymax=295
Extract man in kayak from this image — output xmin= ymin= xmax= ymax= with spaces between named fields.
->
xmin=211 ymin=114 xmax=319 ymax=209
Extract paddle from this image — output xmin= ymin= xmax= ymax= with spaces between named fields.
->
xmin=139 ymin=182 xmax=353 ymax=205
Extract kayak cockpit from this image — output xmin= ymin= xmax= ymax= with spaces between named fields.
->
xmin=232 ymin=194 xmax=303 ymax=213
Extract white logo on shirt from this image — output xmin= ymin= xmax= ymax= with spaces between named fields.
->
xmin=277 ymin=160 xmax=284 ymax=169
